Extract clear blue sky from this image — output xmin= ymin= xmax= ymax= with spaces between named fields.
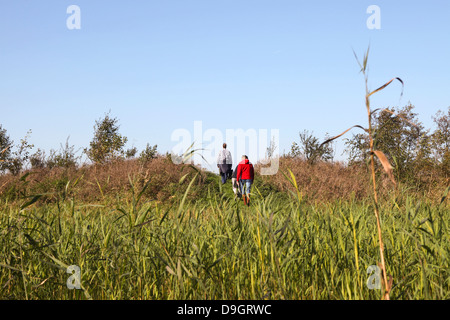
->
xmin=1 ymin=1 xmax=449 ymax=170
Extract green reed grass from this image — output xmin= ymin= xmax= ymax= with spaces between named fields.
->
xmin=0 ymin=175 xmax=448 ymax=300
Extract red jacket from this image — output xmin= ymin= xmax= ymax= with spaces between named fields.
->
xmin=236 ymin=159 xmax=254 ymax=181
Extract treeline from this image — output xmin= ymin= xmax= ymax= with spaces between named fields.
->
xmin=0 ymin=105 xmax=448 ymax=199
xmin=0 ymin=112 xmax=212 ymax=204
xmin=287 ymin=104 xmax=449 ymax=186
xmin=0 ymin=112 xmax=159 ymax=174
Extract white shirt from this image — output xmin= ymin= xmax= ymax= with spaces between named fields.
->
xmin=217 ymin=148 xmax=232 ymax=165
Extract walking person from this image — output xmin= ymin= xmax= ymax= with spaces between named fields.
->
xmin=236 ymin=155 xmax=254 ymax=206
xmin=217 ymin=143 xmax=232 ymax=184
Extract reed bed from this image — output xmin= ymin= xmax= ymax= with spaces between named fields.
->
xmin=1 ymin=176 xmax=448 ymax=300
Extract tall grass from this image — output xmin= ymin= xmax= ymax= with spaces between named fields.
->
xmin=1 ymin=175 xmax=448 ymax=300
xmin=321 ymin=47 xmax=413 ymax=299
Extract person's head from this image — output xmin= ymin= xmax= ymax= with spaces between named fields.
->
xmin=242 ymin=155 xmax=248 ymax=160
xmin=223 ymin=143 xmax=227 ymax=149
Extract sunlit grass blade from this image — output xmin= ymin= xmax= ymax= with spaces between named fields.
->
xmin=367 ymin=77 xmax=404 ymax=98
xmin=320 ymin=125 xmax=368 ymax=147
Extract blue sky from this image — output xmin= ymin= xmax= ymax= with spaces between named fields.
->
xmin=1 ymin=1 xmax=449 ymax=170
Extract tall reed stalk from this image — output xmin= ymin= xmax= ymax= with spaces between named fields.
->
xmin=322 ymin=47 xmax=405 ymax=299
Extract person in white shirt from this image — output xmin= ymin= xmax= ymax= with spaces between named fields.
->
xmin=217 ymin=143 xmax=232 ymax=184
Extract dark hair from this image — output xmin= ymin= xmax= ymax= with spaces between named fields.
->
xmin=223 ymin=143 xmax=227 ymax=148
xmin=242 ymin=155 xmax=248 ymax=159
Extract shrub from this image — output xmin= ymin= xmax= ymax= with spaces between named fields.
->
xmin=84 ymin=112 xmax=128 ymax=164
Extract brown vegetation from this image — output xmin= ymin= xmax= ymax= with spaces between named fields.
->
xmin=0 ymin=156 xmax=209 ymax=205
xmin=256 ymin=156 xmax=376 ymax=202
xmin=1 ymin=154 xmax=447 ymax=206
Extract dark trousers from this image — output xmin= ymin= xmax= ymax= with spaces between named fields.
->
xmin=219 ymin=163 xmax=232 ymax=184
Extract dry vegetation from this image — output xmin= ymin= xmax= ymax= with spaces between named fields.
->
xmin=257 ymin=156 xmax=448 ymax=204
xmin=0 ymin=156 xmax=210 ymax=205
xmin=1 ymin=154 xmax=447 ymax=207
xmin=257 ymin=157 xmax=369 ymax=202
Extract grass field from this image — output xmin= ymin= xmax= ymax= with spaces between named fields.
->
xmin=0 ymin=168 xmax=448 ymax=300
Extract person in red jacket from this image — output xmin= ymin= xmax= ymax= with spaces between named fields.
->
xmin=236 ymin=155 xmax=254 ymax=206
